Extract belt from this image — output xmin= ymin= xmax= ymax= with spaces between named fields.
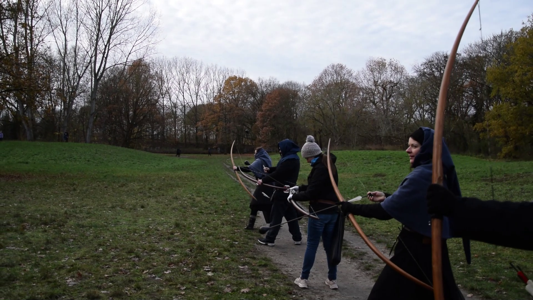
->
xmin=402 ymin=226 xmax=432 ymax=245
xmin=310 ymin=199 xmax=338 ymax=206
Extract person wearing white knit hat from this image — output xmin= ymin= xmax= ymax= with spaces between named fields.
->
xmin=301 ymin=135 xmax=323 ymax=159
xmin=291 ymin=135 xmax=341 ymax=290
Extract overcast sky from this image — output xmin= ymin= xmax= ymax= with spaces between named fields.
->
xmin=148 ymin=0 xmax=531 ymax=84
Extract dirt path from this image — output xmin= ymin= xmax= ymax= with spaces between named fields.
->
xmin=253 ymin=214 xmax=487 ymax=300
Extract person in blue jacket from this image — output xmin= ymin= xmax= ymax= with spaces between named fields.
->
xmin=341 ymin=127 xmax=467 ymax=300
xmin=234 ymin=147 xmax=274 ymax=229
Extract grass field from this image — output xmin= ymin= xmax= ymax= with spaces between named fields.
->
xmin=0 ymin=141 xmax=532 ymax=299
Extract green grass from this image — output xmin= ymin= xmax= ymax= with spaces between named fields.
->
xmin=0 ymin=142 xmax=294 ymax=299
xmin=0 ymin=142 xmax=532 ymax=299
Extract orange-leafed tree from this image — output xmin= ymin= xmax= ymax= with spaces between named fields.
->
xmin=207 ymin=75 xmax=258 ymax=149
xmin=257 ymin=87 xmax=300 ymax=147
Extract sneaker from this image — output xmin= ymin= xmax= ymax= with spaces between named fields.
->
xmin=294 ymin=240 xmax=302 ymax=245
xmin=257 ymin=238 xmax=275 ymax=247
xmin=294 ymin=277 xmax=308 ymax=289
xmin=325 ymin=279 xmax=338 ymax=290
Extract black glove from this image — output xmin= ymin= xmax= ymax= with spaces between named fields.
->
xmin=244 ymin=160 xmax=250 ymax=165
xmin=426 ymin=184 xmax=459 ymax=216
xmin=340 ymin=202 xmax=361 ymax=215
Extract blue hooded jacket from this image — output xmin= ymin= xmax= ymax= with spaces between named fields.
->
xmin=248 ymin=148 xmax=272 ymax=179
xmin=261 ymin=139 xmax=300 ymax=189
xmin=277 ymin=139 xmax=300 ymax=165
xmin=381 ymin=127 xmax=461 ymax=239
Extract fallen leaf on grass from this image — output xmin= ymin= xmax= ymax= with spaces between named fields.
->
xmin=240 ymin=288 xmax=250 ymax=293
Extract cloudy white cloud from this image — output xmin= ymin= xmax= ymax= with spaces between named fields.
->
xmin=148 ymin=0 xmax=531 ymax=84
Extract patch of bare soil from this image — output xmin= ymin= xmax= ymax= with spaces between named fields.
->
xmin=252 ymin=214 xmax=488 ymax=300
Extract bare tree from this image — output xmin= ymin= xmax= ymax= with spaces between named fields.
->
xmin=96 ymin=59 xmax=158 ymax=148
xmin=46 ymin=0 xmax=91 ymax=140
xmin=305 ymin=63 xmax=362 ymax=147
xmin=0 ymin=0 xmax=51 ymax=140
xmin=81 ymin=0 xmax=157 ymax=143
xmin=356 ymin=58 xmax=408 ymax=146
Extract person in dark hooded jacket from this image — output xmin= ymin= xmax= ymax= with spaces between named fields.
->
xmin=291 ymin=135 xmax=341 ymax=290
xmin=256 ymin=139 xmax=302 ymax=246
xmin=340 ymin=127 xmax=466 ymax=300
xmin=234 ymin=147 xmax=274 ymax=229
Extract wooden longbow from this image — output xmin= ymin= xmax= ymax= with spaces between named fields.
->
xmin=431 ymin=1 xmax=479 ymax=299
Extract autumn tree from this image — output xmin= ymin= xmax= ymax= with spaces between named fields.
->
xmin=207 ymin=76 xmax=258 ymax=149
xmin=454 ymin=30 xmax=519 ymax=154
xmin=257 ymin=86 xmax=300 ymax=147
xmin=476 ymin=15 xmax=533 ymax=158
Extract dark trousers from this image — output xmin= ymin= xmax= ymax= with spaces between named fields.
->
xmin=265 ymin=197 xmax=302 ymax=242
xmin=251 ymin=185 xmax=274 ymax=224
xmin=250 ymin=207 xmax=271 ymax=224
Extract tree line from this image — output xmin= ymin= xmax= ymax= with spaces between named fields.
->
xmin=1 ymin=0 xmax=531 ymax=158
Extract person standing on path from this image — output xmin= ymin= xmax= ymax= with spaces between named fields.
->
xmin=340 ymin=127 xmax=466 ymax=300
xmin=233 ymin=147 xmax=274 ymax=229
xmin=257 ymin=139 xmax=302 ymax=247
xmin=291 ymin=135 xmax=341 ymax=290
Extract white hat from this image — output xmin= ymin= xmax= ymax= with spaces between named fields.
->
xmin=301 ymin=135 xmax=322 ymax=158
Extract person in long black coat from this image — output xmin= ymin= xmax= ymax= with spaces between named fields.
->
xmin=256 ymin=139 xmax=302 ymax=247
xmin=427 ymin=183 xmax=533 ymax=251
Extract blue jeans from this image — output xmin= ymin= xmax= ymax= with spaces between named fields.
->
xmin=300 ymin=213 xmax=338 ymax=280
